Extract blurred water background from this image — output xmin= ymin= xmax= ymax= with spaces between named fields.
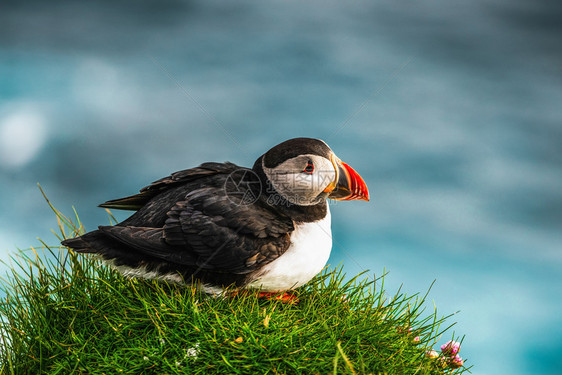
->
xmin=1 ymin=1 xmax=561 ymax=373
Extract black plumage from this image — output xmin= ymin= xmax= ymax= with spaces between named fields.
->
xmin=63 ymin=162 xmax=299 ymax=288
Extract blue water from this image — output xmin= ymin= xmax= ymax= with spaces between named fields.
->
xmin=1 ymin=1 xmax=561 ymax=373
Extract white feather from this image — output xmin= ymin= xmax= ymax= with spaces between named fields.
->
xmin=246 ymin=205 xmax=332 ymax=291
xmin=104 ymin=259 xmax=184 ymax=284
xmin=106 ymin=258 xmax=227 ymax=295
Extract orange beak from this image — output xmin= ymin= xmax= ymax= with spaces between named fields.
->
xmin=323 ymin=154 xmax=370 ymax=201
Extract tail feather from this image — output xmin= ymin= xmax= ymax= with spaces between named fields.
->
xmin=98 ymin=192 xmax=154 ymax=211
xmin=62 ymin=229 xmax=168 ymax=270
xmin=61 ymin=230 xmax=104 ymax=253
xmin=62 ymin=238 xmax=94 ymax=253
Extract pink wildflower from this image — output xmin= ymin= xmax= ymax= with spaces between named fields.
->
xmin=441 ymin=340 xmax=461 ymax=356
xmin=413 ymin=336 xmax=420 ymax=344
xmin=450 ymin=354 xmax=464 ymax=369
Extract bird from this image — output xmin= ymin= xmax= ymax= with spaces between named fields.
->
xmin=61 ymin=138 xmax=369 ymax=299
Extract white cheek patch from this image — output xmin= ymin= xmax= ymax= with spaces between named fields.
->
xmin=314 ymin=162 xmax=337 ymax=191
xmin=292 ymin=173 xmax=314 ymax=190
xmin=292 ymin=170 xmax=332 ymax=195
xmin=262 ymin=155 xmax=336 ymax=206
xmin=263 ymin=154 xmax=336 ymax=205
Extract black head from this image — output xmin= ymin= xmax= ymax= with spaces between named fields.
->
xmin=261 ymin=138 xmax=332 ymax=169
xmin=252 ymin=137 xmax=369 ymax=221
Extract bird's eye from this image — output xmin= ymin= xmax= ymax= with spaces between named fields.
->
xmin=303 ymin=160 xmax=314 ymax=174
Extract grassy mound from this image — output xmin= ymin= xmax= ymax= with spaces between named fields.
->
xmin=0 ymin=200 xmax=469 ymax=374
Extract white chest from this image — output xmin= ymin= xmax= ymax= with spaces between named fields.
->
xmin=247 ymin=206 xmax=332 ymax=291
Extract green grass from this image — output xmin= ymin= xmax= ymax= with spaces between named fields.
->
xmin=0 ymin=198 xmax=470 ymax=374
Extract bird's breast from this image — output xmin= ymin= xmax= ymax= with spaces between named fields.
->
xmin=247 ymin=206 xmax=332 ymax=291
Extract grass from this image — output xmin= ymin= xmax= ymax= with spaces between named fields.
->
xmin=0 ymin=197 xmax=470 ymax=374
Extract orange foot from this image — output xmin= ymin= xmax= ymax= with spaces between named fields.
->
xmin=227 ymin=290 xmax=299 ymax=305
xmin=257 ymin=291 xmax=299 ymax=305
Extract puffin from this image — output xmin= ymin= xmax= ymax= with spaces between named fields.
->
xmin=62 ymin=138 xmax=369 ymax=297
